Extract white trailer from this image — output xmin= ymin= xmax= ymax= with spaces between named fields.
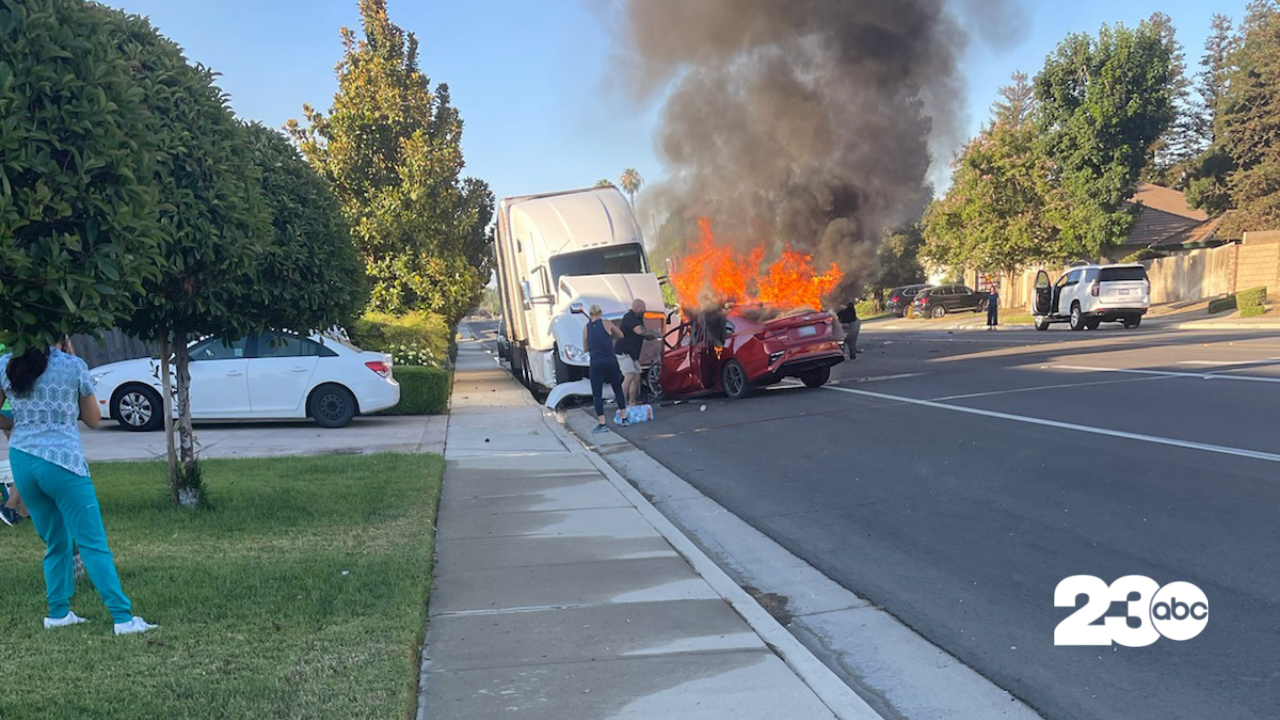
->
xmin=492 ymin=186 xmax=664 ymax=405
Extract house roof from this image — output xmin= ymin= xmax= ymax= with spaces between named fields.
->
xmin=1122 ymin=182 xmax=1219 ymax=250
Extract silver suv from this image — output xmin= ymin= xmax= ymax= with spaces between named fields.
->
xmin=1032 ymin=264 xmax=1150 ymax=331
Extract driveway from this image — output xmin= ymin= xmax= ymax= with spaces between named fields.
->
xmin=78 ymin=415 xmax=447 ymax=462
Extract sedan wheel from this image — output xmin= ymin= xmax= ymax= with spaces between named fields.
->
xmin=309 ymin=384 xmax=357 ymax=429
xmin=114 ymin=386 xmax=163 ymax=432
xmin=642 ymin=362 xmax=663 ymax=402
xmin=721 ymin=359 xmax=752 ymax=400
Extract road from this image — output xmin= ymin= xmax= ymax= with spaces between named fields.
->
xmin=470 ymin=318 xmax=1280 ymax=720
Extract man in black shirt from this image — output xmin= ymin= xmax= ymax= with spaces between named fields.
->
xmin=836 ymin=301 xmax=859 ymax=359
xmin=614 ymin=299 xmax=649 ymax=405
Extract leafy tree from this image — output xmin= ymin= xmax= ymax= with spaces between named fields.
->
xmin=0 ymin=0 xmax=164 ymax=351
xmin=924 ymin=73 xmax=1065 ymax=276
xmin=242 ymin=123 xmax=368 ymax=332
xmin=873 ymin=223 xmax=927 ymax=295
xmin=595 ymin=178 xmax=615 ymax=187
xmin=619 ymin=168 xmax=644 ymax=206
xmin=1141 ymin=12 xmax=1201 ymax=186
xmin=1186 ymin=14 xmax=1241 ymax=214
xmin=288 ymin=0 xmax=494 ymax=325
xmin=991 ymin=71 xmax=1035 ymax=128
xmin=1218 ymin=2 xmax=1280 ymax=236
xmin=1034 ymin=19 xmax=1178 ymax=258
xmin=100 ymin=8 xmax=270 ymax=506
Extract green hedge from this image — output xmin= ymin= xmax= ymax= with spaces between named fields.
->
xmin=1240 ymin=305 xmax=1266 ymax=318
xmin=383 ymin=366 xmax=450 ymax=415
xmin=1236 ymin=286 xmax=1267 ymax=310
xmin=348 ymin=311 xmax=451 ymax=365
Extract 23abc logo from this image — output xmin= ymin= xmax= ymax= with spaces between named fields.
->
xmin=1055 ymin=575 xmax=1208 ymax=646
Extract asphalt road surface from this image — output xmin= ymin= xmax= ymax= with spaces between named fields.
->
xmin=471 ymin=318 xmax=1280 ymax=720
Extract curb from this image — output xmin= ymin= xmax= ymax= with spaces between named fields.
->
xmin=1173 ymin=322 xmax=1280 ymax=330
xmin=540 ymin=409 xmax=884 ymax=720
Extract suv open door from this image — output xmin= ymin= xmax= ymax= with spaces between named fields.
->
xmin=1032 ymin=270 xmax=1053 ymax=330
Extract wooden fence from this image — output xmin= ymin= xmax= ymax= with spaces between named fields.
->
xmin=68 ymin=330 xmax=158 ymax=369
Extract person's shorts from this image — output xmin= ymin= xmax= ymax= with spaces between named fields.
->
xmin=616 ymin=355 xmax=641 ymax=375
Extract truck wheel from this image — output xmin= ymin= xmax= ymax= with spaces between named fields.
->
xmin=1124 ymin=317 xmax=1142 ymax=329
xmin=721 ymin=359 xmax=752 ymax=400
xmin=1035 ymin=318 xmax=1050 ymax=331
xmin=1085 ymin=318 xmax=1101 ymax=330
xmin=554 ymin=346 xmax=574 ymax=385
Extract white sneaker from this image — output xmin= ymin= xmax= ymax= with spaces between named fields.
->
xmin=113 ymin=616 xmax=158 ymax=636
xmin=44 ymin=611 xmax=88 ymax=629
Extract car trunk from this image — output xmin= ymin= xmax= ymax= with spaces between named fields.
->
xmin=756 ymin=311 xmax=833 ymax=345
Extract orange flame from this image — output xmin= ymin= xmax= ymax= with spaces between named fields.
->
xmin=670 ymin=218 xmax=842 ymax=311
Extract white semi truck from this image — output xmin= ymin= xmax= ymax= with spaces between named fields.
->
xmin=492 ymin=186 xmax=664 ymax=406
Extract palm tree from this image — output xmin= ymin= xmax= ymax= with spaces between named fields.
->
xmin=619 ymin=168 xmax=643 ymax=207
xmin=594 ymin=178 xmax=614 ymax=187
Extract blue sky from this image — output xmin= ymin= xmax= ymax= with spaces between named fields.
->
xmin=106 ymin=0 xmax=1241 ymax=204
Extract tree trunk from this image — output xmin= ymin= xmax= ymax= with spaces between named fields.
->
xmin=160 ymin=335 xmax=177 ymax=493
xmin=172 ymin=336 xmax=201 ymax=508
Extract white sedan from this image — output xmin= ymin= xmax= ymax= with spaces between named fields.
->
xmin=91 ymin=331 xmax=400 ymax=431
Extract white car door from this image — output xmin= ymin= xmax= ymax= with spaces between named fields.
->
xmin=246 ymin=332 xmax=322 ymax=417
xmin=186 ymin=337 xmax=252 ymax=418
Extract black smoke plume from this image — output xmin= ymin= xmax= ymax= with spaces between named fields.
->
xmin=614 ymin=0 xmax=1024 ymax=299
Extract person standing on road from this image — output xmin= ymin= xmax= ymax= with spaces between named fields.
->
xmin=986 ymin=285 xmax=1000 ymax=328
xmin=0 ymin=336 xmax=156 ymax=635
xmin=836 ymin=301 xmax=860 ymax=359
xmin=583 ymin=305 xmax=628 ymax=434
xmin=614 ymin=299 xmax=651 ymax=406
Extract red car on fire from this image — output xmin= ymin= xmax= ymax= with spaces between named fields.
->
xmin=647 ymin=305 xmax=845 ymax=400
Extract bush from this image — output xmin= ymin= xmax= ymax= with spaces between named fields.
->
xmin=1121 ymin=248 xmax=1163 ymax=263
xmin=1240 ymin=305 xmax=1266 ymax=318
xmin=1236 ymin=286 xmax=1267 ymax=310
xmin=348 ymin=311 xmax=451 ymax=366
xmin=384 ymin=366 xmax=450 ymax=415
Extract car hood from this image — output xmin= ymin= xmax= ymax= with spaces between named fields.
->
xmin=91 ymin=356 xmax=162 ymax=379
xmin=555 ymin=273 xmax=664 ymax=319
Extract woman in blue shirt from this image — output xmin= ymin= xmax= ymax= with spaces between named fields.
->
xmin=0 ymin=339 xmax=156 ymax=635
xmin=582 ymin=305 xmax=629 ymax=434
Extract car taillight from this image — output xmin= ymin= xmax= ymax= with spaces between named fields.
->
xmin=892 ymin=295 xmax=900 ymax=303
xmin=365 ymin=361 xmax=391 ymax=378
xmin=1090 ymin=281 xmax=1100 ymax=297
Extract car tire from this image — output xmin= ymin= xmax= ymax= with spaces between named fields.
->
xmin=799 ymin=366 xmax=830 ymax=388
xmin=309 ymin=384 xmax=357 ymax=429
xmin=1085 ymin=318 xmax=1101 ymax=330
xmin=1124 ymin=317 xmax=1142 ymax=329
xmin=642 ymin=362 xmax=663 ymax=402
xmin=1034 ymin=318 xmax=1050 ymax=331
xmin=113 ymin=385 xmax=163 ymax=432
xmin=931 ymin=305 xmax=947 ymax=319
xmin=1069 ymin=304 xmax=1085 ymax=331
xmin=721 ymin=359 xmax=752 ymax=400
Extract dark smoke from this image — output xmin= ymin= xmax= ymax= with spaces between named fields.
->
xmin=615 ymin=0 xmax=1024 ymax=299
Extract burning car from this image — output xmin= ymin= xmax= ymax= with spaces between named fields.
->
xmin=648 ymin=305 xmax=844 ymax=400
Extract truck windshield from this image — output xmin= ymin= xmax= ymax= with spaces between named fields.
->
xmin=549 ymin=243 xmax=648 ymax=285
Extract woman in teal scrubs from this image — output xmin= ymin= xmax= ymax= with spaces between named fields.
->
xmin=0 ymin=338 xmax=156 ymax=635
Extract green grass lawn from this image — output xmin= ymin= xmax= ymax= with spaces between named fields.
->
xmin=0 ymin=453 xmax=443 ymax=720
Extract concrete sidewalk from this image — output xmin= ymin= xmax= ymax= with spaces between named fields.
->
xmin=417 ymin=340 xmax=877 ymax=719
